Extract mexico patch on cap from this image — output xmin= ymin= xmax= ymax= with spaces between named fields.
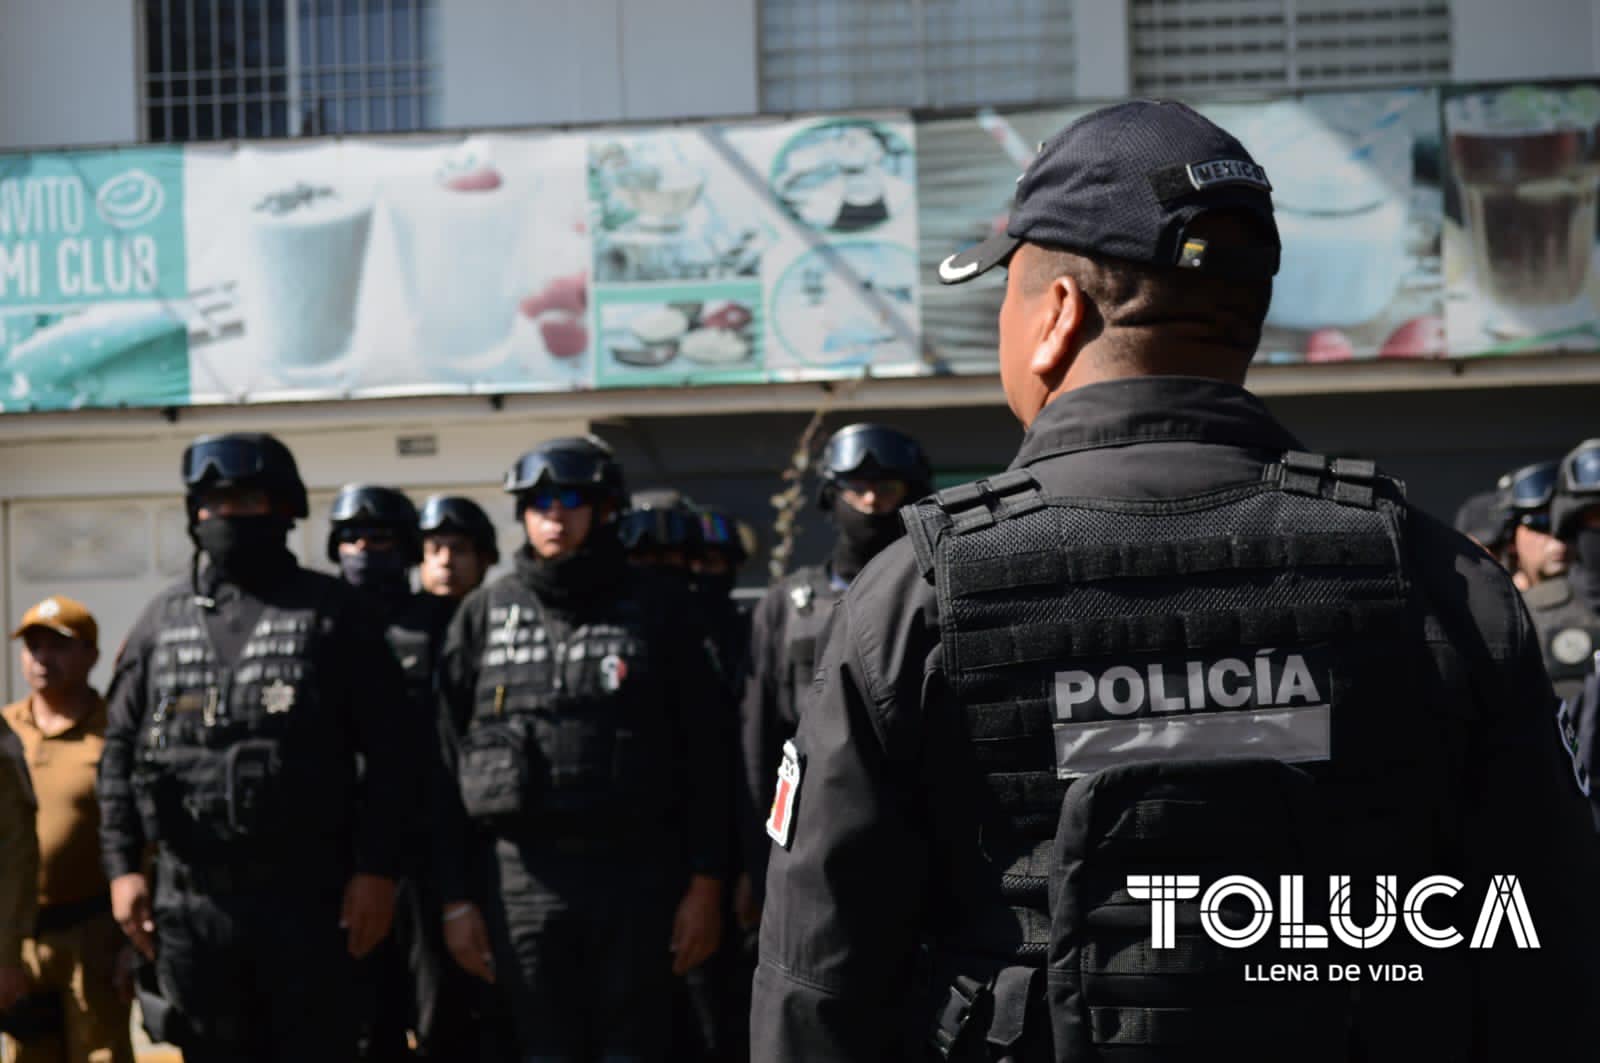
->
xmin=765 ymin=739 xmax=803 ymax=849
xmin=1185 ymin=158 xmax=1271 ymax=192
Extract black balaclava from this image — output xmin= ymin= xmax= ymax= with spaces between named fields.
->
xmin=692 ymin=569 xmax=738 ymax=606
xmin=1572 ymin=526 xmax=1600 ymax=611
xmin=518 ymin=522 xmax=627 ymax=611
xmin=192 ymin=514 xmax=295 ymax=589
xmin=339 ymin=547 xmax=411 ymax=598
xmin=831 ymin=502 xmax=905 ymax=582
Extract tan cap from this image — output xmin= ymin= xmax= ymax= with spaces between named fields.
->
xmin=11 ymin=595 xmax=98 ymax=648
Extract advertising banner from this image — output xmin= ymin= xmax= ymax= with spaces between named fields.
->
xmin=917 ymin=88 xmax=1447 ymax=370
xmin=0 ymin=115 xmax=921 ymax=412
xmin=6 ymin=85 xmax=1600 ymax=415
xmin=0 ymin=148 xmax=189 ymax=412
xmin=1441 ymin=81 xmax=1600 ymax=357
xmin=588 ymin=115 xmax=922 ymax=387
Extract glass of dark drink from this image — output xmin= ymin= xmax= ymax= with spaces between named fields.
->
xmin=1446 ymin=86 xmax=1600 ymax=334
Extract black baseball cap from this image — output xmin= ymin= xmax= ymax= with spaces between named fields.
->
xmin=938 ymin=99 xmax=1281 ymax=285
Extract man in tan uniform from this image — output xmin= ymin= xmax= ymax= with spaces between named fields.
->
xmin=3 ymin=596 xmax=133 ymax=1063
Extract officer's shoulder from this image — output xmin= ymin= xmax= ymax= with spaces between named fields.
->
xmin=1523 ymin=575 xmax=1573 ymax=611
xmin=842 ymin=538 xmax=937 ymax=646
xmin=1403 ymin=501 xmax=1526 ymax=643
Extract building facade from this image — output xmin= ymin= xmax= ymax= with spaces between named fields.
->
xmin=0 ymin=0 xmax=1598 ymax=697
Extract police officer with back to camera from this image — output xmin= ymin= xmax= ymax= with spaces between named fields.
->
xmin=739 ymin=422 xmax=931 ymax=910
xmin=96 ymin=432 xmax=417 ymax=1063
xmin=750 ymin=101 xmax=1600 ymax=1063
xmin=328 ymin=484 xmax=472 ymax=1063
xmin=1496 ymin=460 xmax=1569 ymax=594
xmin=432 ymin=435 xmax=728 ymax=1062
xmin=418 ymin=495 xmax=500 ymax=605
xmin=1526 ymin=441 xmax=1600 ymax=705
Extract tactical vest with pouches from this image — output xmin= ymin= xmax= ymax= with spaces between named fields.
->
xmin=459 ymin=576 xmax=673 ymax=837
xmin=1522 ymin=575 xmax=1600 ymax=704
xmin=902 ymin=453 xmax=1468 ymax=1063
xmin=132 ymin=576 xmax=352 ymax=860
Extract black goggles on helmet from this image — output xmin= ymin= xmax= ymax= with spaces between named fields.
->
xmin=1505 ymin=461 xmax=1558 ymax=511
xmin=1568 ymin=446 xmax=1600 ymax=494
xmin=696 ymin=511 xmax=739 ymax=548
xmin=182 ymin=437 xmax=270 ymax=487
xmin=420 ymin=496 xmax=478 ymax=534
xmin=620 ymin=508 xmax=700 ymax=549
xmin=505 ymin=449 xmax=610 ymax=494
xmin=824 ymin=430 xmax=927 ymax=480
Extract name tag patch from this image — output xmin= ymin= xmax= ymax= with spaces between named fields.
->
xmin=1052 ymin=648 xmax=1332 ymax=778
xmin=766 ymin=739 xmax=803 ymax=849
xmin=1186 ymin=158 xmax=1271 ymax=193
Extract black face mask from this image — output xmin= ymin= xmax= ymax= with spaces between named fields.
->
xmin=692 ymin=569 xmax=738 ymax=605
xmin=1572 ymin=528 xmax=1600 ymax=611
xmin=831 ymin=503 xmax=905 ymax=582
xmin=192 ymin=515 xmax=293 ymax=586
xmin=339 ymin=548 xmax=411 ymax=595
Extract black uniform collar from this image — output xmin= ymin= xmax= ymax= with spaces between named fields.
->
xmin=1010 ymin=375 xmax=1302 ymax=469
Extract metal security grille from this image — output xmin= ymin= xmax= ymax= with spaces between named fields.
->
xmin=1131 ymin=0 xmax=1450 ymax=96
xmin=141 ymin=0 xmax=438 ymax=142
xmin=761 ymin=0 xmax=1075 ymax=112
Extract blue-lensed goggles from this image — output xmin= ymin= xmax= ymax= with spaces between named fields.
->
xmin=522 ymin=486 xmax=594 ymax=512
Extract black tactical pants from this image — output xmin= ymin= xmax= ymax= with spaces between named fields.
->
xmin=149 ymin=857 xmax=356 ymax=1063
xmin=363 ymin=876 xmax=491 ymax=1061
xmin=481 ymin=836 xmax=678 ymax=1062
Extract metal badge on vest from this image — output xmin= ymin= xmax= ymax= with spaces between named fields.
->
xmin=131 ymin=581 xmax=346 ymax=856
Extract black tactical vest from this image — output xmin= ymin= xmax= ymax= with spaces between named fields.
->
xmin=130 ymin=576 xmax=353 ymax=860
xmin=903 ymin=454 xmax=1463 ymax=1063
xmin=459 ymin=576 xmax=675 ymax=836
xmin=383 ymin=594 xmax=449 ymax=712
xmin=1523 ymin=576 xmax=1600 ymax=703
xmin=780 ymin=566 xmax=844 ymax=724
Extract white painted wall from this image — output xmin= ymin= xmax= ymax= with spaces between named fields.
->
xmin=437 ymin=0 xmax=758 ymax=130
xmin=1452 ymin=0 xmax=1600 ymax=81
xmin=0 ymin=0 xmax=140 ymax=150
xmin=1074 ymin=0 xmax=1132 ymax=101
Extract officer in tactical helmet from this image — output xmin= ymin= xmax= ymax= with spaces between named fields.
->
xmin=1524 ymin=442 xmax=1600 ymax=705
xmin=328 ymin=485 xmax=471 ymax=1063
xmin=96 ymin=433 xmax=418 ymax=1063
xmin=1496 ymin=460 xmax=1568 ymax=593
xmin=433 ymin=435 xmax=729 ymax=1061
xmin=752 ymin=101 xmax=1600 ymax=1061
xmin=619 ymin=488 xmax=703 ymax=574
xmin=418 ymin=495 xmax=499 ymax=604
xmin=739 ymin=422 xmax=931 ymax=912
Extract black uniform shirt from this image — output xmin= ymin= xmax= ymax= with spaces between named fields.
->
xmin=751 ymin=376 xmax=1600 ymax=1061
xmin=98 ymin=561 xmax=418 ymax=883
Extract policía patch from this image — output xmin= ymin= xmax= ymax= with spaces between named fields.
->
xmin=765 ymin=739 xmax=803 ymax=849
xmin=1051 ymin=647 xmax=1333 ymax=779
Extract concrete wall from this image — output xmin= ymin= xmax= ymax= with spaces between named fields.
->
xmin=436 ymin=0 xmax=759 ymax=130
xmin=0 ymin=0 xmax=140 ymax=149
xmin=1453 ymin=0 xmax=1600 ymax=82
